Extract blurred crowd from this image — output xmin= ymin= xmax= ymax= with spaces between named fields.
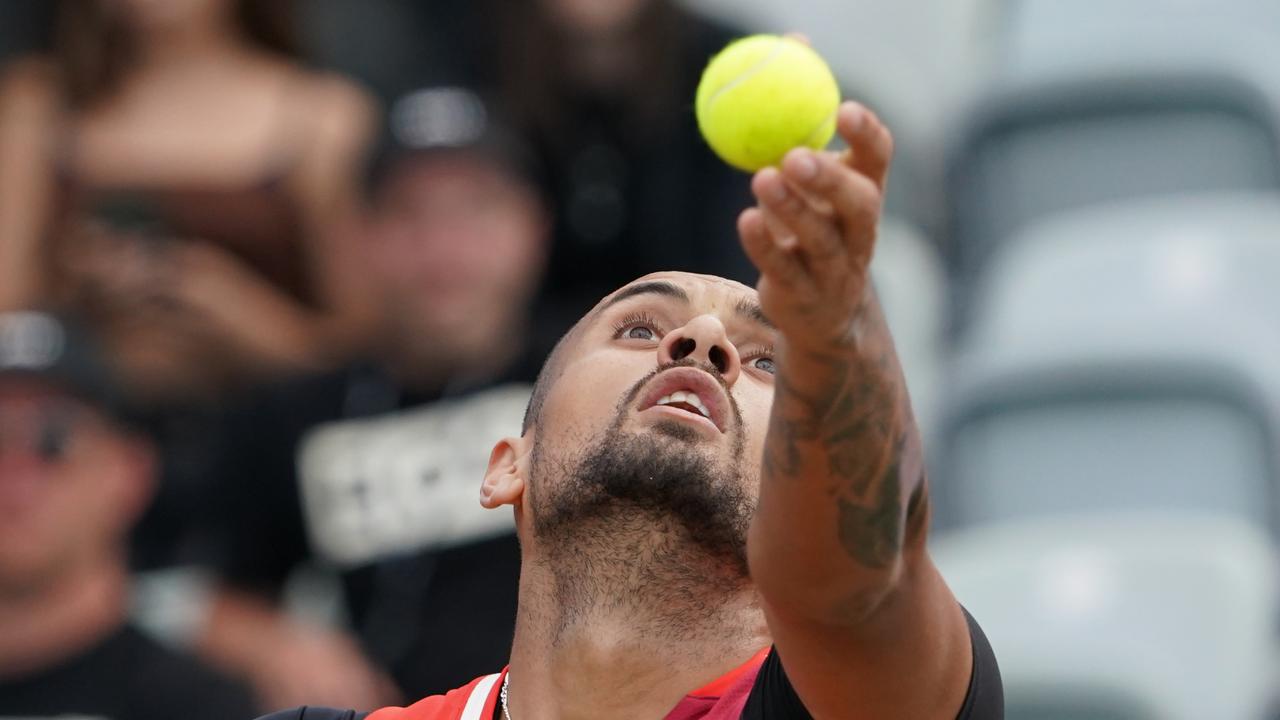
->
xmin=2 ymin=0 xmax=1280 ymax=719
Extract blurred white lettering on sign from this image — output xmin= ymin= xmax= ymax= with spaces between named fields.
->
xmin=297 ymin=384 xmax=530 ymax=567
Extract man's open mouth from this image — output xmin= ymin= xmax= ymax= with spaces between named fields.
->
xmin=635 ymin=367 xmax=729 ymax=433
xmin=654 ymin=390 xmax=712 ymax=419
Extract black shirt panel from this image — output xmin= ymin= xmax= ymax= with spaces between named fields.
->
xmin=0 ymin=624 xmax=255 ymax=720
xmin=740 ymin=643 xmax=811 ymax=719
xmin=742 ymin=606 xmax=1003 ymax=719
xmin=953 ymin=606 xmax=1004 ymax=720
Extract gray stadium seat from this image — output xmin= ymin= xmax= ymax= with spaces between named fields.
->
xmin=935 ymin=194 xmax=1280 ymax=533
xmin=933 ymin=512 xmax=1280 ymax=720
xmin=992 ymin=0 xmax=1280 ymax=87
xmin=944 ymin=74 xmax=1280 ymax=332
xmin=947 ymin=2 xmax=1280 ymax=332
xmin=872 ymin=216 xmax=946 ymax=441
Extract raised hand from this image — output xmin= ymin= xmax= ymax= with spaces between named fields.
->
xmin=740 ymin=101 xmax=971 ymax=720
xmin=741 ymin=99 xmax=921 ymax=588
xmin=737 ymin=101 xmax=894 ymax=354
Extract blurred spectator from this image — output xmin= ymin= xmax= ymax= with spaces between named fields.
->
xmin=490 ymin=0 xmax=758 ymax=345
xmin=0 ymin=311 xmax=255 ymax=719
xmin=0 ymin=0 xmax=377 ymax=404
xmin=197 ymin=89 xmax=546 ymax=710
xmin=0 ymin=0 xmax=382 ymax=572
xmin=318 ymin=0 xmax=757 ymax=348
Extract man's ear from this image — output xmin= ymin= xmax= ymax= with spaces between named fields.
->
xmin=481 ymin=434 xmax=532 ymax=509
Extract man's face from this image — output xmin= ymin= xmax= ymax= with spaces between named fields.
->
xmin=527 ymin=272 xmax=778 ymax=569
xmin=369 ymin=154 xmax=547 ymax=363
xmin=0 ymin=381 xmax=149 ymax=596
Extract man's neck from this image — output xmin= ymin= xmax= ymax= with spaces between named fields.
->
xmin=504 ymin=524 xmax=771 ymax=720
xmin=0 ymin=561 xmax=128 ymax=679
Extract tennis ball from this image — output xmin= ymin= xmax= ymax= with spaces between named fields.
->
xmin=696 ymin=34 xmax=841 ymax=173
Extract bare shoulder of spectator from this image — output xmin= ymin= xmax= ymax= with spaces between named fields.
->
xmin=289 ymin=69 xmax=380 ymax=177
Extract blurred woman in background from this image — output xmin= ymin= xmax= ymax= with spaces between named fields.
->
xmin=458 ymin=0 xmax=757 ymax=349
xmin=0 ymin=0 xmax=377 ymax=404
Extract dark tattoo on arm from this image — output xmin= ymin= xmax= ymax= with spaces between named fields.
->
xmin=835 ymin=435 xmax=905 ymax=569
xmin=764 ymin=296 xmax=919 ymax=572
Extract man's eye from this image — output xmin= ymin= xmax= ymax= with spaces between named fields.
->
xmin=625 ymin=325 xmax=656 ymax=341
xmin=750 ymin=356 xmax=776 ymax=375
xmin=612 ymin=312 xmax=662 ymax=341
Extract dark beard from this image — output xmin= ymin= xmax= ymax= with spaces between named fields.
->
xmin=528 ymin=361 xmax=757 ymax=640
xmin=532 ymin=359 xmax=753 ymax=572
xmin=532 ymin=425 xmax=754 ymax=575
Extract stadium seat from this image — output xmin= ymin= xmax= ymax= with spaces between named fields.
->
xmin=934 ymin=193 xmax=1280 ymax=532
xmin=871 ymin=216 xmax=946 ymax=441
xmin=992 ymin=0 xmax=1280 ymax=87
xmin=943 ymin=73 xmax=1280 ymax=333
xmin=933 ymin=512 xmax=1280 ymax=720
xmin=947 ymin=0 xmax=1280 ymax=333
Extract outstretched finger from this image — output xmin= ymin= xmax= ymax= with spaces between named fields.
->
xmin=753 ymin=165 xmax=844 ymax=274
xmin=738 ymin=207 xmax=808 ymax=289
xmin=836 ymin=101 xmax=894 ymax=191
xmin=781 ymin=148 xmax=882 ymax=261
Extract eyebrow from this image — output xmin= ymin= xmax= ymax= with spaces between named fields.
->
xmin=735 ymin=297 xmax=775 ymax=331
xmin=599 ymin=280 xmax=690 ymax=312
xmin=595 ymin=279 xmax=775 ymax=331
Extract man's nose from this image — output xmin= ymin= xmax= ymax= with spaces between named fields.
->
xmin=657 ymin=315 xmax=741 ymax=387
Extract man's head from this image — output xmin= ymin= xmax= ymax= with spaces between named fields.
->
xmin=482 ymin=272 xmax=778 ymax=576
xmin=366 ymin=87 xmax=549 ymax=381
xmin=0 ymin=314 xmax=153 ymax=598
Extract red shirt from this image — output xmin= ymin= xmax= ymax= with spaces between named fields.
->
xmin=366 ymin=648 xmax=771 ymax=720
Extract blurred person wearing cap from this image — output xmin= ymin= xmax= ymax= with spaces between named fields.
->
xmin=196 ymin=87 xmax=549 ymax=711
xmin=0 ymin=312 xmax=256 ymax=719
xmin=313 ymin=0 xmax=756 ymax=352
xmin=0 ymin=0 xmax=385 ymax=586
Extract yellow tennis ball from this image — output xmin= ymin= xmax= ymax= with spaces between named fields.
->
xmin=696 ymin=34 xmax=841 ymax=173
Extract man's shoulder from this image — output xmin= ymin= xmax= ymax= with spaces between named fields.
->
xmin=257 ymin=672 xmax=503 ymax=720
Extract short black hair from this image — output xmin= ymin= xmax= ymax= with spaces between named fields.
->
xmin=521 ymin=322 xmax=580 ymax=435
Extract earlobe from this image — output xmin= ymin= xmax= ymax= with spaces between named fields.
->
xmin=481 ymin=435 xmax=531 ymax=508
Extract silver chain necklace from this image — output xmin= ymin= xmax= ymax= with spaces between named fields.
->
xmin=500 ymin=673 xmax=512 ymax=720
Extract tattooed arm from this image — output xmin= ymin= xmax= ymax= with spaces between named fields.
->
xmin=740 ymin=102 xmax=972 ymax=719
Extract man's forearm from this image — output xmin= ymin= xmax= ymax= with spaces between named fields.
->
xmin=748 ymin=287 xmax=928 ymax=622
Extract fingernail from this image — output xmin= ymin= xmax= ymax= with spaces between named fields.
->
xmin=767 ymin=178 xmax=788 ymax=202
xmin=790 ymin=153 xmax=818 ymax=180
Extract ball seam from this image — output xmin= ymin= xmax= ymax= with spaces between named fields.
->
xmin=799 ymin=108 xmax=840 ymax=149
xmin=702 ymin=36 xmax=790 ymax=109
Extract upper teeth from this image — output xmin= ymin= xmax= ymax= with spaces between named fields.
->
xmin=656 ymin=391 xmax=711 ymax=419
